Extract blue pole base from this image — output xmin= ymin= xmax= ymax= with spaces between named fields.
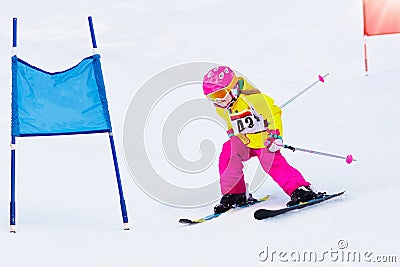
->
xmin=120 ymin=198 xmax=129 ymax=228
xmin=108 ymin=133 xmax=130 ymax=230
xmin=10 ymin=201 xmax=16 ymax=233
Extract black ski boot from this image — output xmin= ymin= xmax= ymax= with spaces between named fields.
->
xmin=214 ymin=193 xmax=247 ymax=214
xmin=286 ymin=186 xmax=324 ymax=207
xmin=247 ymin=193 xmax=258 ymax=204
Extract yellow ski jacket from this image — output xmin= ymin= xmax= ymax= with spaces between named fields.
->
xmin=215 ymin=77 xmax=283 ymax=149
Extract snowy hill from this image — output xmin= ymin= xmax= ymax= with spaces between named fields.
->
xmin=0 ymin=0 xmax=399 ymax=266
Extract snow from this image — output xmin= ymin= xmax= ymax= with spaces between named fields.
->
xmin=0 ymin=0 xmax=399 ymax=266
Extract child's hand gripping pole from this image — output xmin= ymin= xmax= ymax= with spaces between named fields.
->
xmin=264 ymin=130 xmax=283 ymax=153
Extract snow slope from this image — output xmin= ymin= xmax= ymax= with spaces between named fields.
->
xmin=0 ymin=0 xmax=399 ymax=266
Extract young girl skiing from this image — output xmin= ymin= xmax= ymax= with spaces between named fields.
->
xmin=202 ymin=66 xmax=321 ymax=213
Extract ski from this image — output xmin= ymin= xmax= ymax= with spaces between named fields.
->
xmin=179 ymin=195 xmax=271 ymax=225
xmin=254 ymin=191 xmax=345 ymax=220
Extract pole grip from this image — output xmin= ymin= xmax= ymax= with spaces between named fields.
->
xmin=88 ymin=16 xmax=98 ymax=49
xmin=13 ymin=18 xmax=17 ymax=48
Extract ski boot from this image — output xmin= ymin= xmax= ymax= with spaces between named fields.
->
xmin=214 ymin=193 xmax=247 ymax=214
xmin=286 ymin=186 xmax=325 ymax=207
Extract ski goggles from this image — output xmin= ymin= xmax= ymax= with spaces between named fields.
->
xmin=206 ymin=88 xmax=231 ymax=102
xmin=206 ymin=82 xmax=240 ymax=103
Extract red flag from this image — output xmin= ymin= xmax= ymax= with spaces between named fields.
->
xmin=363 ymin=0 xmax=400 ymax=36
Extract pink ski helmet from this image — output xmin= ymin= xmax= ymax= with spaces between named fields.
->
xmin=202 ymin=66 xmax=238 ymax=97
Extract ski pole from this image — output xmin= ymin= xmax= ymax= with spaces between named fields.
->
xmin=283 ymin=144 xmax=356 ymax=164
xmin=279 ymin=73 xmax=329 ymax=109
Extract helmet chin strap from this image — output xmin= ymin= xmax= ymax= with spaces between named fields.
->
xmin=214 ymin=91 xmax=238 ymax=109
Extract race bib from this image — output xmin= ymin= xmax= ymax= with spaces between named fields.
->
xmin=229 ymin=107 xmax=265 ymax=135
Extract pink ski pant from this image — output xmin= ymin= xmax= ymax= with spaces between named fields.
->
xmin=219 ymin=136 xmax=310 ymax=196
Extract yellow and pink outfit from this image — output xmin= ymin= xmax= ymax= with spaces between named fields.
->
xmin=203 ymin=67 xmax=311 ymax=197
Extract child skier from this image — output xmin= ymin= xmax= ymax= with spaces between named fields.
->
xmin=203 ymin=66 xmax=322 ymax=213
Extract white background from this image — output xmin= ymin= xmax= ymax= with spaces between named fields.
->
xmin=0 ymin=0 xmax=399 ymax=266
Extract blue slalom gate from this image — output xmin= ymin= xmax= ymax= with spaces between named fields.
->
xmin=10 ymin=17 xmax=129 ymax=232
